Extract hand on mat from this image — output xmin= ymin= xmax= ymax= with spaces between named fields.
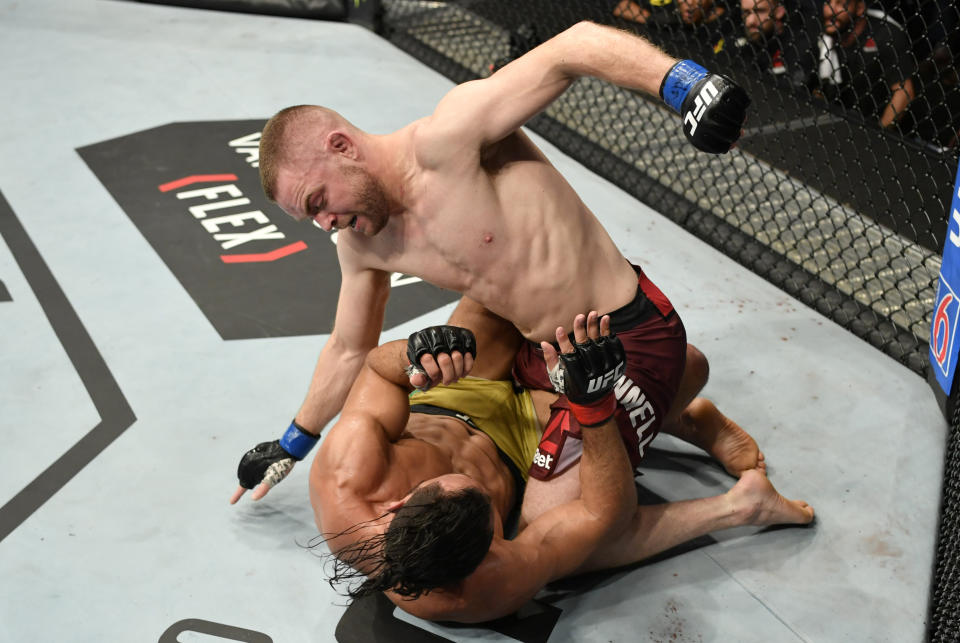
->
xmin=230 ymin=421 xmax=318 ymax=504
xmin=230 ymin=439 xmax=297 ymax=504
xmin=406 ymin=325 xmax=476 ymax=390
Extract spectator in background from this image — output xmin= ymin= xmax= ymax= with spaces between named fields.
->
xmin=613 ymin=0 xmax=680 ymax=28
xmin=733 ymin=0 xmax=819 ymax=90
xmin=613 ymin=0 xmax=654 ymax=26
xmin=676 ymin=0 xmax=728 ymax=25
xmin=612 ymin=0 xmax=737 ymax=80
xmin=815 ymin=0 xmax=917 ymax=130
xmin=613 ymin=0 xmax=727 ymax=29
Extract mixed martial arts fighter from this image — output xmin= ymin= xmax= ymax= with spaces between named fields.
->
xmin=231 ymin=20 xmax=751 ymax=503
xmin=308 ymin=301 xmax=814 ymax=622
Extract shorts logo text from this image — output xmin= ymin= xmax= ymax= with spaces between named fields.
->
xmin=533 ymin=449 xmax=554 ymax=471
xmin=613 ymin=374 xmax=658 ymax=456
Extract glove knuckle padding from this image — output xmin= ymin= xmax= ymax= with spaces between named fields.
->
xmin=237 ymin=440 xmax=292 ymax=489
xmin=559 ymin=335 xmax=626 ymax=405
xmin=681 ymin=74 xmax=751 ymax=153
xmin=407 ymin=325 xmax=477 ymax=368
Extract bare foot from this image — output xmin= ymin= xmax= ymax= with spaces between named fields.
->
xmin=729 ymin=469 xmax=815 ymax=526
xmin=678 ymin=398 xmax=763 ymax=477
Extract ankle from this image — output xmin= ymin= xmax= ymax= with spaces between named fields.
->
xmin=724 ymin=487 xmax=760 ymax=527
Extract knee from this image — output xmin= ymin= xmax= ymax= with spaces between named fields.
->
xmin=685 ymin=344 xmax=709 ymax=391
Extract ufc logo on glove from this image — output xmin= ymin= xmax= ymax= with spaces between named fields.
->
xmin=586 ymin=364 xmax=626 ymax=394
xmin=683 ymin=81 xmax=719 ymax=136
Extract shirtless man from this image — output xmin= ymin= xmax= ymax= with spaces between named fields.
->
xmin=310 ymin=300 xmax=814 ymax=622
xmin=230 ymin=20 xmax=750 ymax=503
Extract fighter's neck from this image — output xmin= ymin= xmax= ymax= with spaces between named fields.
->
xmin=364 ymin=126 xmax=421 ymax=209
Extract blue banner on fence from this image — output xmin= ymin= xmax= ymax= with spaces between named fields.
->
xmin=931 ymin=158 xmax=960 ymax=396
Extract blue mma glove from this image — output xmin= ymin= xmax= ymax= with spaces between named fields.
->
xmin=660 ymin=60 xmax=750 ymax=154
xmin=236 ymin=420 xmax=318 ymax=490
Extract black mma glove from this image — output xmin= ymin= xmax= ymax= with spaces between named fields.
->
xmin=406 ymin=325 xmax=477 ymax=387
xmin=548 ymin=334 xmax=626 ymax=427
xmin=660 ymin=60 xmax=750 ymax=154
xmin=236 ymin=421 xmax=318 ymax=490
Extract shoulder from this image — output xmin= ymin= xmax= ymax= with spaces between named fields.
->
xmin=318 ymin=414 xmax=392 ymax=496
xmin=412 ymin=106 xmax=484 ymax=170
xmin=310 ymin=423 xmax=391 ymax=550
xmin=334 ymin=232 xmax=395 ymax=285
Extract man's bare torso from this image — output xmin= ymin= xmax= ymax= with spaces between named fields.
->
xmin=309 ymin=413 xmax=516 ymax=549
xmin=340 ymin=125 xmax=639 ymax=341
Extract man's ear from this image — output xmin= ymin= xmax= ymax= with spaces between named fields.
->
xmin=327 ymin=131 xmax=358 ymax=159
xmin=774 ymin=4 xmax=786 ymax=20
xmin=386 ymin=496 xmax=408 ymax=513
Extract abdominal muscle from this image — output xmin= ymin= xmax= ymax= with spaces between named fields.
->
xmin=364 ymin=132 xmax=641 ymax=342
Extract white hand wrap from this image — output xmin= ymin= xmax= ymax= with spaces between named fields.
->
xmin=547 ymin=360 xmax=565 ymax=394
xmin=261 ymin=459 xmax=295 ymax=489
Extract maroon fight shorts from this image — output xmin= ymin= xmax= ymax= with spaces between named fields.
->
xmin=514 ymin=264 xmax=687 ymax=480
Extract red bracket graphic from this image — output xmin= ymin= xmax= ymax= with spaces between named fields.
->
xmin=158 ymin=174 xmax=239 ymax=192
xmin=221 ymin=241 xmax=307 ymax=263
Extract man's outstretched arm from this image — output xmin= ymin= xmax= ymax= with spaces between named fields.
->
xmin=230 ymin=246 xmax=391 ymax=504
xmin=426 ymin=20 xmax=748 ymax=156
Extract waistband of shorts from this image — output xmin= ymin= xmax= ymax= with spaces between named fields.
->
xmin=409 ymin=403 xmax=525 ymax=538
xmin=605 ymin=275 xmax=660 ymax=334
xmin=527 ymin=272 xmax=661 ymax=351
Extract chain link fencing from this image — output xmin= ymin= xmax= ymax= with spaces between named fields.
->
xmin=373 ymin=0 xmax=959 ymax=638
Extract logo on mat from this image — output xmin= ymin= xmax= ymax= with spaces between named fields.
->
xmin=78 ymin=120 xmax=458 ymax=340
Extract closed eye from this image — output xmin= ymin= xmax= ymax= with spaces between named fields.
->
xmin=304 ymin=191 xmax=324 ymax=218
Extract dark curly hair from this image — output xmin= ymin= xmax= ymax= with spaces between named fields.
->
xmin=319 ymin=482 xmax=494 ymax=600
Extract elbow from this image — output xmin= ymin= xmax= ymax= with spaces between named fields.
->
xmin=587 ymin=490 xmax=636 ymax=538
xmin=557 ymin=20 xmax=604 ymax=50
xmin=565 ymin=20 xmax=603 ymax=36
xmin=328 ymin=330 xmax=376 ymax=364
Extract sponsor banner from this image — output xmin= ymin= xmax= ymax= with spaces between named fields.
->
xmin=931 ymin=156 xmax=960 ymax=397
xmin=78 ymin=121 xmax=458 ymax=340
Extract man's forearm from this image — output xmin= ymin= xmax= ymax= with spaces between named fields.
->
xmin=578 ymin=419 xmax=636 ymax=530
xmin=294 ymin=335 xmax=373 ymax=435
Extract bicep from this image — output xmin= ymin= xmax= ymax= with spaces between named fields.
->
xmin=318 ymin=414 xmax=393 ymax=503
xmin=341 ymin=361 xmax=413 ymax=443
xmin=458 ymin=502 xmax=608 ymax=620
xmin=512 ymin=501 xmax=607 ymax=584
xmin=425 ymin=47 xmax=573 ymax=153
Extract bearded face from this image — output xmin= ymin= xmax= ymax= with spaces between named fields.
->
xmin=742 ymin=0 xmax=779 ymax=43
xmin=823 ymin=0 xmax=860 ymax=36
